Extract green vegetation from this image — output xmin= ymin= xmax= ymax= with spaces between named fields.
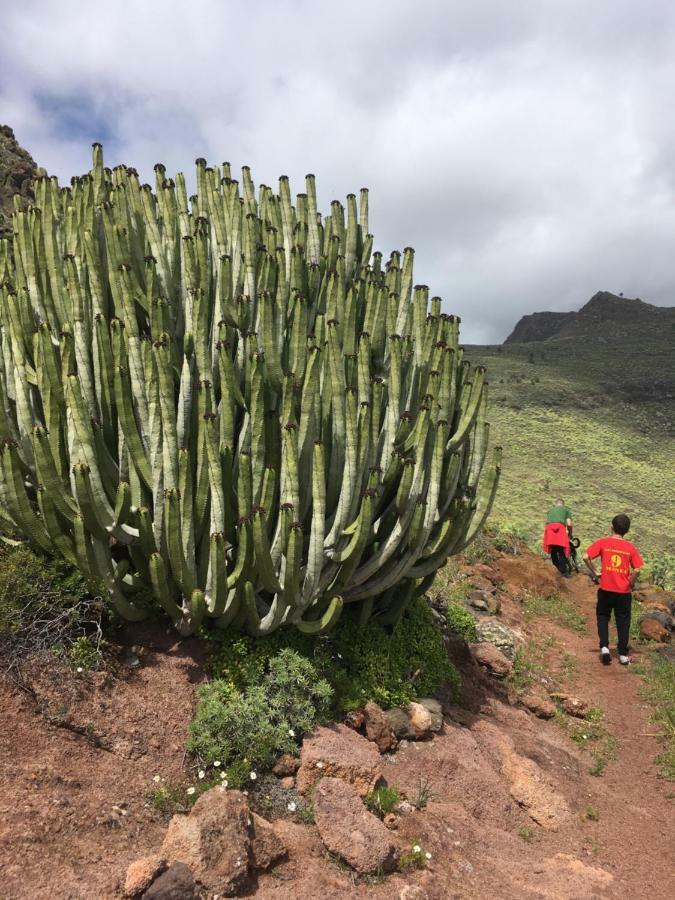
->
xmin=637 ymin=652 xmax=675 ymax=780
xmin=469 ymin=327 xmax=675 ymax=558
xmin=554 ymin=702 xmax=617 ymax=777
xmin=188 ymin=649 xmax=332 ymax=774
xmin=364 ymin=785 xmax=400 ymax=817
xmin=327 ymin=599 xmax=460 ymax=710
xmin=412 ymin=776 xmax=436 ymax=810
xmin=520 ymin=594 xmax=587 ymax=634
xmin=647 ymin=552 xmax=675 ymax=591
xmin=208 ymin=596 xmax=460 ymax=713
xmin=506 ymin=637 xmax=554 ymax=694
xmin=398 ymin=844 xmax=428 ymax=872
xmin=518 ymin=825 xmax=535 ymax=843
xmin=0 ymin=145 xmax=500 ymax=638
xmin=583 ymin=805 xmax=600 ymax=821
xmin=0 ymin=544 xmax=105 ymax=673
xmin=445 ymin=602 xmax=478 ymax=642
xmin=67 ymin=635 xmax=101 ymax=671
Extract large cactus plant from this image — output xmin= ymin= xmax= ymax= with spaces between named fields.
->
xmin=0 ymin=145 xmax=500 ymax=635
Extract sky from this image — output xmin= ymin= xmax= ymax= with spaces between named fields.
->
xmin=2 ymin=0 xmax=675 ymax=343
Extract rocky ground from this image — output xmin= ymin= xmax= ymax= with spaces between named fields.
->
xmin=0 ymin=544 xmax=673 ymax=899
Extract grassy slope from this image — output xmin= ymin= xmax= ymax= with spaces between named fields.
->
xmin=466 ymin=323 xmax=675 ymax=558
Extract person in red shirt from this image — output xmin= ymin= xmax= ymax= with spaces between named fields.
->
xmin=583 ymin=514 xmax=644 ymax=666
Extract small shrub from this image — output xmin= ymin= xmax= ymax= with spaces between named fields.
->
xmin=518 ymin=825 xmax=535 ymax=842
xmin=413 ymin=776 xmax=435 ymax=810
xmin=0 ymin=545 xmax=107 ymax=675
xmin=647 ymin=552 xmax=675 ymax=590
xmin=188 ymin=649 xmax=332 ymax=771
xmin=364 ymin=785 xmax=400 ymax=817
xmin=398 ymin=843 xmax=427 ymax=871
xmin=445 ymin=603 xmax=478 ymax=642
xmin=68 ymin=636 xmax=101 ymax=671
xmin=583 ymin=805 xmax=600 ymax=821
xmin=208 ymin=596 xmax=460 ymax=714
xmin=589 ymin=754 xmax=607 ymax=777
xmin=330 ymin=598 xmax=460 ymax=710
xmin=205 ymin=627 xmax=318 ymax=690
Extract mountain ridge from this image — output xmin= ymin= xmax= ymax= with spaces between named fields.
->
xmin=505 ymin=291 xmax=675 ymax=344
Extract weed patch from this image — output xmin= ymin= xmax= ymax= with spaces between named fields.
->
xmin=638 ymin=651 xmax=675 ymax=780
xmin=445 ymin=602 xmax=478 ymax=642
xmin=521 ymin=594 xmax=587 ymax=634
xmin=364 ymin=785 xmax=400 ymax=817
xmin=518 ymin=825 xmax=535 ymax=843
xmin=189 ymin=649 xmax=332 ymax=771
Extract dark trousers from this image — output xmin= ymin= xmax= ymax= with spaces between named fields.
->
xmin=596 ymin=588 xmax=632 ymax=655
xmin=550 ymin=545 xmax=568 ymax=575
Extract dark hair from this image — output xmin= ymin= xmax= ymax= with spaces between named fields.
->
xmin=612 ymin=514 xmax=630 ymax=536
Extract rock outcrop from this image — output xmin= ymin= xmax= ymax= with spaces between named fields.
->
xmin=313 ymin=777 xmax=397 ymax=874
xmin=0 ymin=125 xmax=37 ymax=239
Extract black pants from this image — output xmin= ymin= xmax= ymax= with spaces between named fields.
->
xmin=596 ymin=589 xmax=632 ymax=655
xmin=550 ymin=545 xmax=568 ymax=575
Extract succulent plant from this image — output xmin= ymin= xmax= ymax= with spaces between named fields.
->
xmin=0 ymin=145 xmax=500 ymax=635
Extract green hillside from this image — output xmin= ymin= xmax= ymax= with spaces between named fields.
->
xmin=467 ymin=293 xmax=675 ymax=558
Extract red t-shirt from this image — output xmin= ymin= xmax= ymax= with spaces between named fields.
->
xmin=585 ymin=536 xmax=644 ymax=593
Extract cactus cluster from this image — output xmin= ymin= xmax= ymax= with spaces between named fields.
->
xmin=0 ymin=145 xmax=500 ymax=635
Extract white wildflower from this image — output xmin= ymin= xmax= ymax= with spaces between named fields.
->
xmin=198 ymin=769 xmax=205 ymax=779
xmin=425 ymin=852 xmax=432 ymax=860
xmin=413 ymin=844 xmax=421 ymax=853
xmin=316 ymin=761 xmax=323 ymax=769
xmin=153 ymin=775 xmax=161 ymax=783
xmin=249 ymin=771 xmax=257 ymax=781
xmin=186 ymin=786 xmax=196 ymax=796
xmin=287 ymin=801 xmax=297 ymax=812
xmin=76 ymin=667 xmax=83 ymax=673
xmin=213 ymin=760 xmax=221 ymax=767
xmin=220 ymin=777 xmax=228 ymax=787
xmin=288 ymin=728 xmax=295 ymax=738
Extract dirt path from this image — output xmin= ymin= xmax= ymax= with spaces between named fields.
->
xmin=539 ymin=574 xmax=674 ymax=896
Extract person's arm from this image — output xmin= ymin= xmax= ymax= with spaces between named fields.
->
xmin=630 ymin=547 xmax=645 ymax=590
xmin=583 ymin=541 xmax=601 ymax=582
xmin=565 ymin=508 xmax=573 ymax=535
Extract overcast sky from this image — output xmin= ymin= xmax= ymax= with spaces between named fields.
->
xmin=2 ymin=0 xmax=675 ymax=343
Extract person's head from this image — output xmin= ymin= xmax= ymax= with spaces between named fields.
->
xmin=612 ymin=514 xmax=631 ymax=536
xmin=555 ymin=497 xmax=564 ymax=506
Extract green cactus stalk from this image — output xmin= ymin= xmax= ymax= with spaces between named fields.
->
xmin=0 ymin=146 xmax=501 ymax=636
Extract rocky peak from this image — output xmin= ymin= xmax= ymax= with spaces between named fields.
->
xmin=0 ymin=125 xmax=38 ymax=239
xmin=504 ymin=291 xmax=675 ymax=344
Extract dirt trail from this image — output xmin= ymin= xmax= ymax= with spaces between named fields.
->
xmin=537 ymin=574 xmax=674 ymax=894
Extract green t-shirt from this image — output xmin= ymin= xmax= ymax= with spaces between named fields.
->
xmin=546 ymin=505 xmax=572 ymax=525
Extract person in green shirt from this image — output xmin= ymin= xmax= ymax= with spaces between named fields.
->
xmin=544 ymin=498 xmax=574 ymax=577
xmin=546 ymin=498 xmax=573 ymax=529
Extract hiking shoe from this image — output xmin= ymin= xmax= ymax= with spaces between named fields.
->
xmin=600 ymin=647 xmax=611 ymax=665
xmin=619 ymin=655 xmax=631 ymax=666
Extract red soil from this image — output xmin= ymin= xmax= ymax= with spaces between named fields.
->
xmin=0 ymin=553 xmax=672 ymax=899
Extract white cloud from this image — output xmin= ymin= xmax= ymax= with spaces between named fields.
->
xmin=1 ymin=0 xmax=675 ymax=341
